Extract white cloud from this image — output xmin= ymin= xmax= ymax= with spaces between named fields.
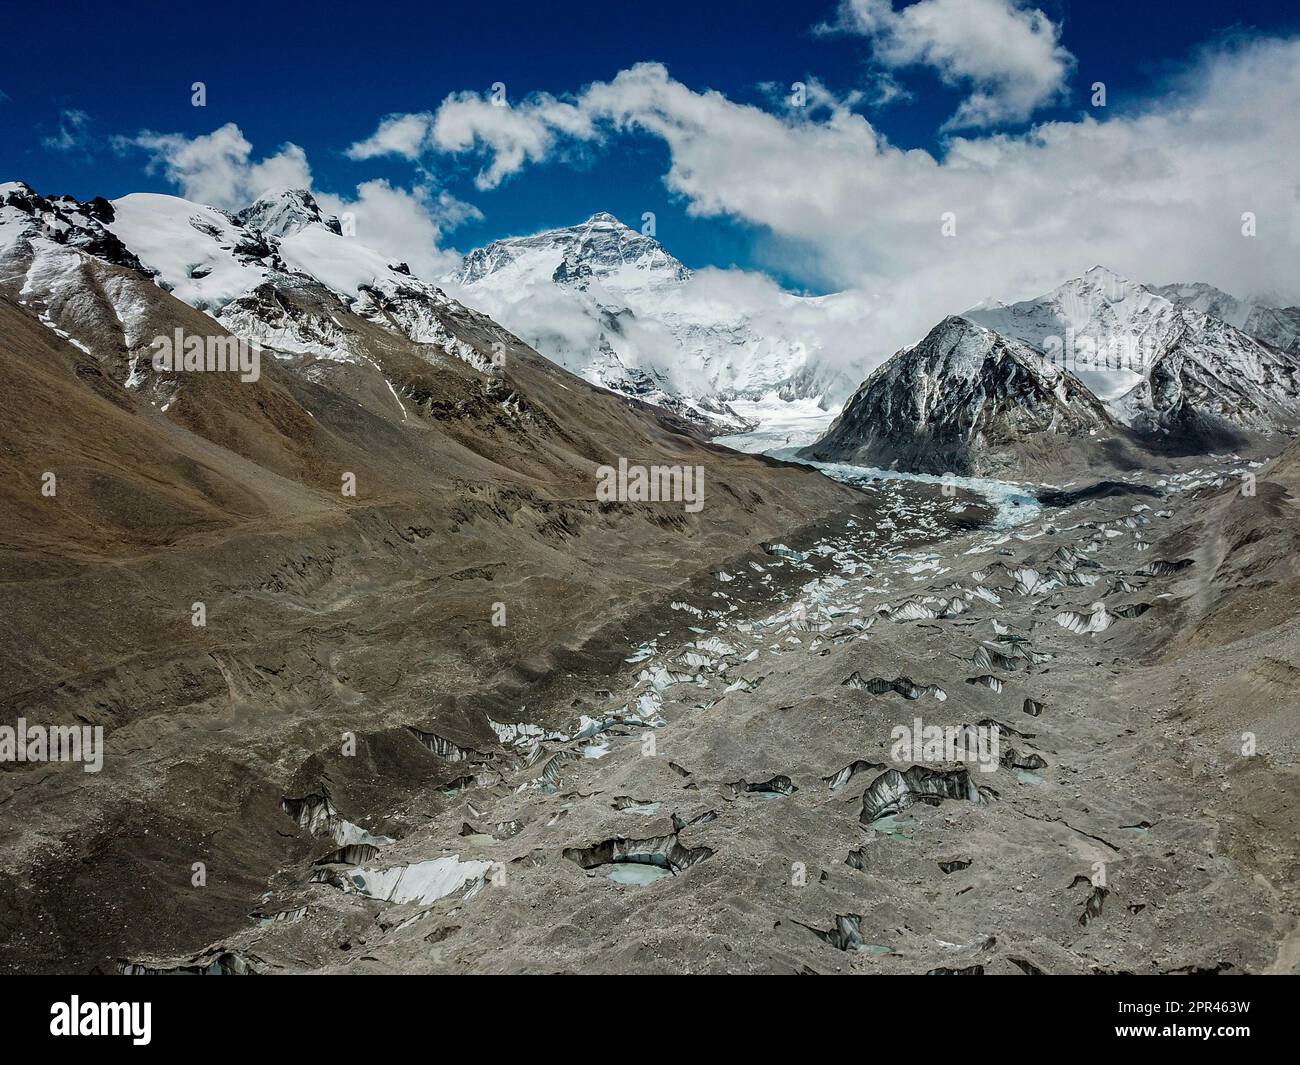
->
xmin=122 ymin=122 xmax=312 ymax=210
xmin=346 ymin=112 xmax=437 ymax=161
xmin=315 ymin=179 xmax=476 ymax=277
xmin=127 ymin=32 xmax=1300 ymax=389
xmin=347 ymin=91 xmax=596 ymax=189
xmin=826 ymin=0 xmax=1075 ymax=128
xmin=392 ymin=36 xmax=1300 ymax=380
xmin=42 ymin=108 xmax=93 ymax=153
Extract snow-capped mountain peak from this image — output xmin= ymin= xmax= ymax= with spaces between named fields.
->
xmin=0 ymin=180 xmax=147 ymax=274
xmin=1 ymin=180 xmax=520 ymax=396
xmin=1150 ymin=280 xmax=1250 ymax=327
xmin=107 ymin=192 xmax=285 ymax=311
xmin=445 ymin=214 xmax=862 ymax=435
xmin=807 ymin=262 xmax=1300 ymax=481
xmin=452 ymin=212 xmax=690 ymax=291
xmin=972 ymin=265 xmax=1174 ymax=340
xmin=3 ymin=183 xmax=861 ymax=439
xmin=105 ymin=189 xmax=433 ymax=311
xmin=963 ymin=266 xmax=1183 ymax=403
xmin=235 ymin=188 xmax=341 ymax=238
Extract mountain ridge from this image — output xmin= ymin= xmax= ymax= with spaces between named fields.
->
xmin=963 ymin=266 xmax=1300 ymax=441
xmin=807 ymin=268 xmax=1300 ymax=477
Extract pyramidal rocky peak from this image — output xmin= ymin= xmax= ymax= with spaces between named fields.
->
xmin=454 ymin=211 xmax=690 ymax=290
xmin=801 ymin=314 xmax=1116 ymax=476
xmin=807 ymin=266 xmax=1300 ymax=476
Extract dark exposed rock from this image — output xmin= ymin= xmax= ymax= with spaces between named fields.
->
xmin=728 ymin=775 xmax=798 ymax=797
xmin=859 ymin=765 xmax=988 ymax=824
xmin=312 ymin=843 xmax=382 ymax=866
xmin=843 ymin=672 xmax=946 ymax=700
xmin=793 ymin=913 xmax=879 ymax=952
xmin=670 ymin=810 xmax=718 ymax=833
xmin=1037 ymin=481 xmax=1163 ymax=506
xmin=407 ymin=727 xmax=483 ymax=762
xmin=1134 ymin=558 xmax=1194 ymax=578
xmin=0 ymin=182 xmax=149 ymax=274
xmin=562 ymin=834 xmax=713 ymax=874
xmin=1077 ymin=885 xmax=1109 ymax=927
xmin=1000 ymin=748 xmax=1049 ymax=771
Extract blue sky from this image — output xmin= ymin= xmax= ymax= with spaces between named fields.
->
xmin=2 ymin=0 xmax=1299 ymax=295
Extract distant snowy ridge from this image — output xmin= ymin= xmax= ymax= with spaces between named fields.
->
xmin=1152 ymin=281 xmax=1300 ymax=357
xmin=804 ymin=266 xmax=1300 ymax=477
xmin=964 ymin=266 xmax=1300 ymax=435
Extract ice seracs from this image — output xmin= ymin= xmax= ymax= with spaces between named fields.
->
xmin=315 ymin=855 xmax=494 ymax=905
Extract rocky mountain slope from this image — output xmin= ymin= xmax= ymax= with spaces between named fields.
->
xmin=966 ymin=266 xmax=1300 ymax=443
xmin=803 ymin=267 xmax=1300 ymax=479
xmin=799 ymin=316 xmax=1121 ymax=476
xmin=1154 ymin=281 xmax=1300 ymax=357
xmin=1112 ymin=312 xmax=1300 ymax=446
xmin=0 ymin=180 xmax=865 ymax=973
xmin=446 ymin=212 xmax=860 ymax=433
